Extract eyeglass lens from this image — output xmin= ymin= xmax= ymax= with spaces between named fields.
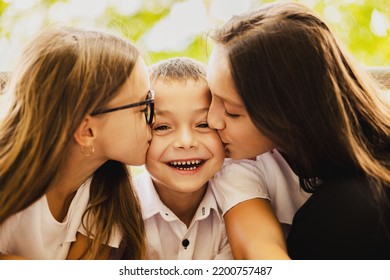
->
xmin=145 ymin=90 xmax=155 ymax=125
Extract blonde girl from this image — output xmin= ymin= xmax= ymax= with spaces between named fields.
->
xmin=0 ymin=26 xmax=154 ymax=259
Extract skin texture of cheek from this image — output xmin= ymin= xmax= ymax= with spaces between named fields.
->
xmin=99 ymin=113 xmax=150 ymax=166
xmin=220 ymin=120 xmax=275 ymax=160
xmin=126 ymin=122 xmax=151 ymax=166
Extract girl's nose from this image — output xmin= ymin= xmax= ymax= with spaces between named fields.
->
xmin=207 ymin=97 xmax=226 ymax=130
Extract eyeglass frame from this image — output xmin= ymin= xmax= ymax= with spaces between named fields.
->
xmin=90 ymin=89 xmax=155 ymax=125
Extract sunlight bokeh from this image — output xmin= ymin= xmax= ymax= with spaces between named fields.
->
xmin=0 ymin=0 xmax=389 ymax=70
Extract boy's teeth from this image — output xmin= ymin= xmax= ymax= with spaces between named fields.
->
xmin=171 ymin=160 xmax=201 ymax=166
xmin=169 ymin=160 xmax=203 ymax=170
xmin=177 ymin=166 xmax=197 ymax=171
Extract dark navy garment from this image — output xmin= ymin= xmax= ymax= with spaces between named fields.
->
xmin=287 ymin=175 xmax=390 ymax=259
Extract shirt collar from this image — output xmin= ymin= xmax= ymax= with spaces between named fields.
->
xmin=134 ymin=172 xmax=222 ymax=223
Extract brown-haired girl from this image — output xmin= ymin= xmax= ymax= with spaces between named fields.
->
xmin=207 ymin=2 xmax=390 ymax=259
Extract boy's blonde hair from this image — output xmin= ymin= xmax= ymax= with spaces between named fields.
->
xmin=150 ymin=57 xmax=206 ymax=83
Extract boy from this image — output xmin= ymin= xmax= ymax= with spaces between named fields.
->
xmin=134 ymin=57 xmax=302 ymax=260
xmin=133 ymin=57 xmax=232 ymax=259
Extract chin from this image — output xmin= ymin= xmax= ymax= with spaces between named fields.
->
xmin=224 ymin=148 xmax=234 ymax=159
xmin=126 ymin=158 xmax=146 ymax=166
xmin=227 ymin=150 xmax=256 ymax=160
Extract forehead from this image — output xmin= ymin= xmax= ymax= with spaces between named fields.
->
xmin=153 ymin=79 xmax=210 ymax=113
xmin=207 ymin=45 xmax=243 ymax=107
xmin=155 ymin=78 xmax=209 ymax=97
xmin=129 ymin=57 xmax=150 ymax=95
xmin=114 ymin=57 xmax=149 ymax=98
xmin=106 ymin=57 xmax=150 ymax=109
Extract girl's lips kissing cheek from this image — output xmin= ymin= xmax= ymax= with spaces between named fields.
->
xmin=166 ymin=159 xmax=206 ymax=173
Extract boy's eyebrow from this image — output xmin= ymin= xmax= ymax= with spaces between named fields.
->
xmin=196 ymin=108 xmax=209 ymax=113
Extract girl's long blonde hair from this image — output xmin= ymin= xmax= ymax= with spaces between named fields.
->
xmin=0 ymin=26 xmax=146 ymax=259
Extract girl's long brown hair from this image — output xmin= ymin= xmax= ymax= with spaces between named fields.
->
xmin=211 ymin=2 xmax=390 ymax=196
xmin=0 ymin=26 xmax=146 ymax=259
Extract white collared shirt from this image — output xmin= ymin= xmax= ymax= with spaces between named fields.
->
xmin=133 ymin=172 xmax=233 ymax=260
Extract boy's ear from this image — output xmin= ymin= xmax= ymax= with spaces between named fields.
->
xmin=73 ymin=116 xmax=96 ymax=146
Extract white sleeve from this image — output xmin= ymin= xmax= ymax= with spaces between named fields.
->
xmin=213 ymin=231 xmax=233 ymax=260
xmin=210 ymin=159 xmax=270 ymax=216
xmin=0 ymin=214 xmax=20 ymax=255
xmin=256 ymin=150 xmax=311 ymax=225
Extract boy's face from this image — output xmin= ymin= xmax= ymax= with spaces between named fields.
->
xmin=146 ymin=79 xmax=225 ymax=194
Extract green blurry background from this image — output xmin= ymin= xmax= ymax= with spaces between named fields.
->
xmin=0 ymin=0 xmax=389 ymax=71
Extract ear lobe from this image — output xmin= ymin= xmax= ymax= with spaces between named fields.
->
xmin=74 ymin=117 xmax=96 ymax=146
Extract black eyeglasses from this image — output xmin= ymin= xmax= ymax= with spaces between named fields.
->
xmin=91 ymin=90 xmax=155 ymax=125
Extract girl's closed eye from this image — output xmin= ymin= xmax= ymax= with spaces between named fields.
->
xmin=223 ymin=103 xmax=241 ymax=119
xmin=224 ymin=110 xmax=240 ymax=119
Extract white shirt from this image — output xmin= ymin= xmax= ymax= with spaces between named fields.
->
xmin=133 ymin=172 xmax=233 ymax=260
xmin=212 ymin=150 xmax=310 ymax=225
xmin=0 ymin=178 xmax=91 ymax=259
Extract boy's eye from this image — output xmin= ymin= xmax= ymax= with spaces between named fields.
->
xmin=153 ymin=124 xmax=170 ymax=131
xmin=224 ymin=110 xmax=240 ymax=119
xmin=197 ymin=122 xmax=209 ymax=128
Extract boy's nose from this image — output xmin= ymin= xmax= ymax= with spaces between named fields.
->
xmin=174 ymin=128 xmax=197 ymax=150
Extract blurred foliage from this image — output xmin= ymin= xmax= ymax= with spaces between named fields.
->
xmin=0 ymin=0 xmax=389 ymax=67
xmin=0 ymin=0 xmax=9 ymax=35
xmin=0 ymin=0 xmax=7 ymax=14
xmin=311 ymin=0 xmax=390 ymax=66
xmin=105 ymin=6 xmax=171 ymax=41
xmin=147 ymin=36 xmax=212 ymax=66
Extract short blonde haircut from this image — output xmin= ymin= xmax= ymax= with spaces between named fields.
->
xmin=150 ymin=57 xmax=207 ymax=83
